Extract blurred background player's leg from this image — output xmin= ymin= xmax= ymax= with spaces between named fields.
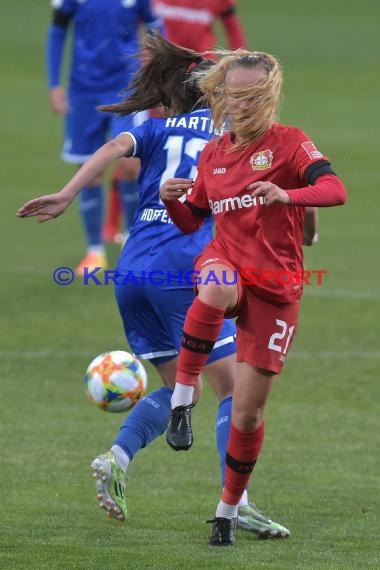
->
xmin=76 ymin=173 xmax=107 ymax=275
xmin=61 ymin=90 xmax=108 ymax=276
xmin=117 ymin=156 xmax=141 ymax=237
xmin=102 ymin=169 xmax=123 ymax=243
xmin=103 ymin=158 xmax=141 ymax=245
xmin=103 ymin=111 xmax=148 ymax=244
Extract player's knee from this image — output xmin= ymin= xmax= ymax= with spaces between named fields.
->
xmin=233 ymin=406 xmax=264 ymax=432
xmin=198 ymin=282 xmax=232 ymax=309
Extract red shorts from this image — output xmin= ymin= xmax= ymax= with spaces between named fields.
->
xmin=236 ymin=290 xmax=299 ymax=374
xmin=195 ymin=249 xmax=300 ymax=374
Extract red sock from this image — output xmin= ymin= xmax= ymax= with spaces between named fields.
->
xmin=104 ymin=175 xmax=122 ymax=229
xmin=176 ymin=297 xmax=225 ymax=385
xmin=222 ymin=421 xmax=265 ymax=505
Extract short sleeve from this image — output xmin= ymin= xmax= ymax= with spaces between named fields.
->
xmin=290 ymin=128 xmax=330 ymax=183
xmin=121 ymin=120 xmax=154 ymax=158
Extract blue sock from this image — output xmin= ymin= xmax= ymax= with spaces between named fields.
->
xmin=215 ymin=396 xmax=232 ymax=487
xmin=113 ymin=386 xmax=172 ymax=461
xmin=78 ymin=185 xmax=103 ymax=246
xmin=118 ymin=180 xmax=139 ymax=230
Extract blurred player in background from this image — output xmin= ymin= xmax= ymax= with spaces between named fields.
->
xmin=102 ymin=0 xmax=247 ymax=243
xmin=19 ymin=33 xmax=289 ymax=539
xmin=153 ymin=0 xmax=246 ymax=54
xmin=161 ymin=49 xmax=346 ymax=546
xmin=46 ymin=0 xmax=163 ymax=275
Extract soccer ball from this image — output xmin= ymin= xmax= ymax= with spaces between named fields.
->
xmin=84 ymin=350 xmax=148 ymax=412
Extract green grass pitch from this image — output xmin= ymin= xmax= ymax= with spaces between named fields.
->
xmin=1 ymin=1 xmax=379 ymax=568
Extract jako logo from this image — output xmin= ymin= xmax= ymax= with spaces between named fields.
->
xmin=209 ymin=194 xmax=265 ymax=214
xmin=212 ymin=167 xmax=227 ymax=175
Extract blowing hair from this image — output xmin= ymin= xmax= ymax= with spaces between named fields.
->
xmin=99 ymin=32 xmax=213 ymax=117
xmin=200 ymin=50 xmax=283 ymax=148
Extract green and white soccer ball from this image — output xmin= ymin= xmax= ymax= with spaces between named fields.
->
xmin=84 ymin=350 xmax=148 ymax=412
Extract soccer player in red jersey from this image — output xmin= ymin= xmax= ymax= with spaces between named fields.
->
xmin=153 ymin=0 xmax=246 ymax=54
xmin=160 ymin=49 xmax=346 ymax=546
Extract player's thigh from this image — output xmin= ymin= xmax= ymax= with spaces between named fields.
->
xmin=149 ymin=284 xmax=194 ymax=353
xmin=62 ymin=92 xmax=109 ymax=163
xmin=207 ymin=318 xmax=236 ymax=365
xmin=114 ymin=281 xmax=176 ymax=361
xmin=194 ymin=246 xmax=244 ymax=318
xmin=151 ymin=284 xmax=237 ymax=364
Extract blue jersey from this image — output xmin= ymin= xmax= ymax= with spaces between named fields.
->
xmin=47 ymin=0 xmax=162 ymax=91
xmin=116 ymin=109 xmax=215 ymax=276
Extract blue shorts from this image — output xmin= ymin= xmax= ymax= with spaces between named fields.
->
xmin=115 ymin=279 xmax=236 ymax=366
xmin=62 ymin=89 xmax=148 ymax=164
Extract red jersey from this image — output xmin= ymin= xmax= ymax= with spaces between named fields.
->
xmin=153 ymin=0 xmax=239 ymax=52
xmin=186 ymin=123 xmax=330 ymax=303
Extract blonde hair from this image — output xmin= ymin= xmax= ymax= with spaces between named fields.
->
xmin=199 ymin=50 xmax=283 ymax=148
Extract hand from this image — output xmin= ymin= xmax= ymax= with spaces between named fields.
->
xmin=49 ymin=86 xmax=68 ymax=115
xmin=160 ymin=178 xmax=193 ymax=201
xmin=17 ymin=192 xmax=71 ymax=223
xmin=248 ymin=181 xmax=291 ymax=206
xmin=303 ymin=207 xmax=319 ymax=246
xmin=303 ymin=232 xmax=319 ymax=246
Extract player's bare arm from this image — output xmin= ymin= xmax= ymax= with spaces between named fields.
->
xmin=17 ymin=134 xmax=134 ymax=222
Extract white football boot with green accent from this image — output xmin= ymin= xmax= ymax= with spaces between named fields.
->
xmin=237 ymin=502 xmax=290 ymax=539
xmin=91 ymin=451 xmax=127 ymax=521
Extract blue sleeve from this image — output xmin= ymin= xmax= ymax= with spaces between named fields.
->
xmin=46 ymin=3 xmax=76 ymax=89
xmin=46 ymin=23 xmax=67 ymax=88
xmin=125 ymin=120 xmax=154 ymax=158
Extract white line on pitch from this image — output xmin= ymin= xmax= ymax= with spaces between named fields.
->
xmin=0 ymin=349 xmax=379 ymax=360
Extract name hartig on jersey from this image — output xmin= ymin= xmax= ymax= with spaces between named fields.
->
xmin=165 ymin=115 xmax=215 ymax=133
xmin=209 ymin=194 xmax=265 ymax=215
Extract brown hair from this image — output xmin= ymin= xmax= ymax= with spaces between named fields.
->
xmin=99 ymin=32 xmax=213 ymax=117
xmin=199 ymin=50 xmax=283 ymax=148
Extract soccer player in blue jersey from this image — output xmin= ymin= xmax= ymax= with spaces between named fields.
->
xmin=46 ymin=0 xmax=163 ymax=276
xmin=20 ymin=33 xmax=290 ymax=539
